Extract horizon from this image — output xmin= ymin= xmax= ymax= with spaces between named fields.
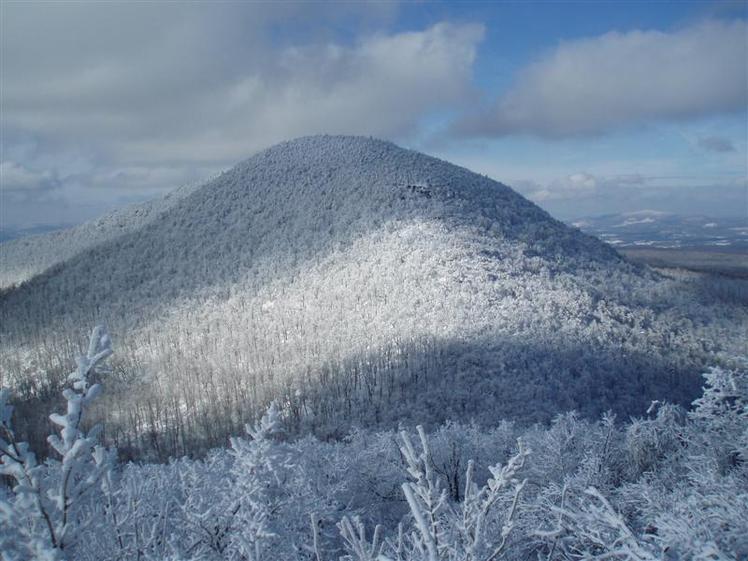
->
xmin=1 ymin=1 xmax=746 ymax=230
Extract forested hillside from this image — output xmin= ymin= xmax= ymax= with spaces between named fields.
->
xmin=1 ymin=136 xmax=746 ymax=459
xmin=2 ymin=328 xmax=746 ymax=560
xmin=0 ymin=182 xmax=201 ymax=290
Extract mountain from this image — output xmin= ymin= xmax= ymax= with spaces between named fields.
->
xmin=1 ymin=136 xmax=745 ymax=458
xmin=570 ymin=211 xmax=748 ymax=251
xmin=0 ymin=183 xmax=199 ymax=289
xmin=0 ymin=223 xmax=75 ymax=244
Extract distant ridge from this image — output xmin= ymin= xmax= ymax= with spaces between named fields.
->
xmin=570 ymin=211 xmax=748 ymax=251
xmin=0 ymin=183 xmax=198 ymax=289
xmin=2 ymin=135 xmax=743 ymax=457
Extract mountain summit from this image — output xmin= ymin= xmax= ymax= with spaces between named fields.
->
xmin=1 ymin=136 xmax=616 ymax=291
xmin=2 ymin=135 xmax=735 ymax=457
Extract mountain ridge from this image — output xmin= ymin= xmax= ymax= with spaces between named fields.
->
xmin=1 ymin=136 xmax=619 ymax=291
xmin=0 ymin=182 xmax=199 ymax=290
xmin=1 ymin=135 xmax=624 ymax=329
xmin=570 ymin=211 xmax=748 ymax=250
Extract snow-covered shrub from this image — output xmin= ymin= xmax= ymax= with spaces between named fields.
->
xmin=690 ymin=359 xmax=748 ymax=469
xmin=3 ymin=347 xmax=748 ymax=561
xmin=624 ymin=403 xmax=687 ymax=480
xmin=226 ymin=402 xmax=286 ymax=560
xmin=0 ymin=326 xmax=114 ymax=560
xmin=389 ymin=425 xmax=529 ymax=561
xmin=536 ymin=486 xmax=660 ymax=561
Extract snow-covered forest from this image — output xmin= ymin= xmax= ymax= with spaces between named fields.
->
xmin=1 ymin=137 xmax=746 ymax=461
xmin=3 ymin=0 xmax=747 ymax=552
xmin=2 ymin=138 xmax=747 ymax=560
xmin=2 ymin=327 xmax=747 ymax=560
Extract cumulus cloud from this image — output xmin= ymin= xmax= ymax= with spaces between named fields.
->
xmin=535 ymin=172 xmax=597 ymax=201
xmin=120 ymin=22 xmax=484 ymax=162
xmin=1 ymin=3 xmax=483 ymax=226
xmin=456 ymin=20 xmax=748 ymax=138
xmin=0 ymin=161 xmax=58 ymax=192
xmin=2 ymin=4 xmax=483 ymax=163
xmin=697 ymin=135 xmax=736 ymax=152
xmin=513 ymin=172 xmax=649 ymax=202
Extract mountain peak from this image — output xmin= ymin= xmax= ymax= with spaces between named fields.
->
xmin=1 ymin=138 xmax=716 ymax=456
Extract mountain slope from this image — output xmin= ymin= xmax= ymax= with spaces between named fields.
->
xmin=0 ymin=182 xmax=199 ymax=289
xmin=1 ymin=136 xmax=744 ymax=457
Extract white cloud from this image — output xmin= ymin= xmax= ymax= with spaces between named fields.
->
xmin=85 ymin=165 xmax=221 ymax=193
xmin=1 ymin=3 xmax=483 ymax=226
xmin=508 ymin=171 xmax=744 ymax=219
xmin=119 ymin=22 xmax=484 ymax=162
xmin=2 ymin=2 xmax=483 ymax=163
xmin=457 ymin=20 xmax=748 ymax=138
xmin=0 ymin=161 xmax=57 ymax=192
xmin=514 ymin=172 xmax=597 ymax=202
xmin=514 ymin=172 xmax=651 ymax=202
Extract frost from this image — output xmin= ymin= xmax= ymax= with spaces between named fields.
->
xmin=1 ymin=356 xmax=747 ymax=560
xmin=2 ymin=136 xmax=744 ymax=460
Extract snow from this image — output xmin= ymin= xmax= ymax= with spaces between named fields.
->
xmin=0 ymin=182 xmax=200 ymax=289
xmin=0 ymin=136 xmax=746 ymax=458
xmin=614 ymin=217 xmax=656 ymax=227
xmin=3 ymin=353 xmax=748 ymax=560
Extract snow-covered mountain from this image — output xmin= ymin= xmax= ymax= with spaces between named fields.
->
xmin=0 ymin=183 xmax=199 ymax=289
xmin=2 ymin=136 xmax=745 ymax=457
xmin=0 ymin=223 xmax=76 ymax=244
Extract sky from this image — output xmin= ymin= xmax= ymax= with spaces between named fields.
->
xmin=1 ymin=0 xmax=746 ymax=230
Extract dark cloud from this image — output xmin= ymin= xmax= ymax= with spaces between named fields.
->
xmin=697 ymin=135 xmax=736 ymax=152
xmin=2 ymin=4 xmax=482 ymax=162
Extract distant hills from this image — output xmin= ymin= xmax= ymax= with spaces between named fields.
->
xmin=1 ymin=136 xmax=745 ymax=458
xmin=570 ymin=210 xmax=748 ymax=251
xmin=0 ymin=184 xmax=198 ymax=289
xmin=0 ymin=223 xmax=74 ymax=243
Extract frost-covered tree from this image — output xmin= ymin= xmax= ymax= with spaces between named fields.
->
xmin=3 ymin=348 xmax=748 ymax=561
xmin=389 ymin=425 xmax=529 ymax=561
xmin=4 ymin=136 xmax=746 ymax=460
xmin=0 ymin=326 xmax=114 ymax=560
xmin=226 ymin=401 xmax=286 ymax=561
xmin=690 ymin=359 xmax=748 ymax=467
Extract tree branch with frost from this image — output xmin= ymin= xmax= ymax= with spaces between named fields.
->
xmin=338 ymin=515 xmax=392 ymax=561
xmin=398 ymin=426 xmax=530 ymax=561
xmin=0 ymin=326 xmax=115 ymax=559
xmin=47 ymin=325 xmax=114 ymax=551
xmin=0 ymin=388 xmax=60 ymax=560
xmin=310 ymin=512 xmax=324 ymax=561
xmin=399 ymin=425 xmax=447 ymax=561
xmin=536 ymin=486 xmax=659 ymax=561
xmin=458 ymin=439 xmax=529 ymax=561
xmin=225 ymin=401 xmax=285 ymax=561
